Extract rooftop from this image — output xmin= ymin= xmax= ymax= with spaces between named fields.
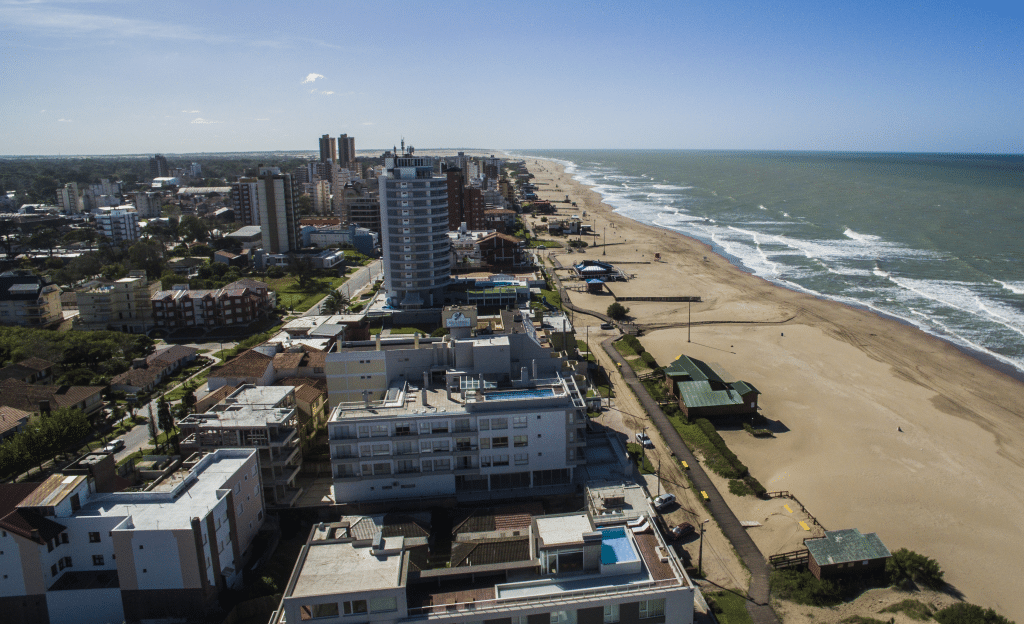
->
xmin=536 ymin=513 xmax=594 ymax=548
xmin=289 ymin=531 xmax=406 ymax=598
xmin=806 ymin=528 xmax=891 ymax=566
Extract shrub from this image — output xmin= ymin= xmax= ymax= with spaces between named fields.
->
xmin=934 ymin=603 xmax=1015 ymax=624
xmin=696 ymin=419 xmax=748 ymax=478
xmin=880 ymin=599 xmax=935 ymax=621
xmin=430 ymin=328 xmax=450 ymax=337
xmin=622 ymin=334 xmax=645 ymax=354
xmin=745 ymin=476 xmax=767 ymax=498
xmin=607 ymin=302 xmax=630 ymax=320
xmin=640 ymin=352 xmax=659 ymax=368
xmin=886 ymin=548 xmax=945 ymax=589
xmin=770 ymin=568 xmax=843 ymax=607
xmin=842 ymin=617 xmax=892 ymax=624
xmin=743 ymin=422 xmax=773 ymax=437
xmin=728 ymin=479 xmax=753 ymax=496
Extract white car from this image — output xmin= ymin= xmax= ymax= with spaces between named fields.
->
xmin=103 ymin=439 xmax=125 ymax=453
xmin=636 ymin=432 xmax=653 ymax=448
xmin=652 ymin=493 xmax=676 ymax=511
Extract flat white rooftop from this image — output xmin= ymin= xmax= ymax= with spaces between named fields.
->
xmin=79 ymin=449 xmax=255 ymax=531
xmin=290 ymin=540 xmax=404 ymax=598
xmin=536 ymin=514 xmax=593 ymax=548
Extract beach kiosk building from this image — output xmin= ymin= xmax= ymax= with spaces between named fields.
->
xmin=663 ymin=355 xmax=760 ymax=419
xmin=805 ymin=528 xmax=891 ymax=580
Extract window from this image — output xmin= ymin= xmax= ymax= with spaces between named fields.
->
xmin=479 ymin=438 xmax=491 ymax=450
xmin=342 ymin=599 xmax=368 ymax=615
xmin=369 ymin=596 xmax=398 ymax=613
xmin=514 ymin=435 xmax=528 ymax=447
xmin=88 ymin=532 xmax=101 ymax=543
xmin=481 ymin=456 xmax=492 ymax=467
xmin=491 ymin=417 xmax=508 ymax=430
xmin=604 ymin=604 xmax=620 ymax=623
xmin=551 ymin=610 xmax=577 ymax=624
xmin=493 ymin=455 xmax=510 ymax=467
xmin=301 ymin=603 xmax=340 ymax=620
xmin=478 ymin=419 xmax=490 ymax=431
xmin=512 ymin=617 xmax=528 ymax=624
xmin=60 ymin=533 xmax=69 ymax=544
xmin=51 ymin=564 xmax=57 ymax=577
xmin=515 ymin=453 xmax=529 ymax=465
xmin=92 ymin=554 xmax=104 ymax=566
xmin=639 ymin=599 xmax=665 ymax=619
xmin=492 ymin=436 xmax=508 ymax=448
xmin=514 ymin=415 xmax=528 ymax=428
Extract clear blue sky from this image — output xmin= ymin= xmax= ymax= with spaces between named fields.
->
xmin=1 ymin=0 xmax=1021 ymax=155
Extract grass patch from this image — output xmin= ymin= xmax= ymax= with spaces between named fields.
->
xmin=842 ymin=617 xmax=891 ymax=624
xmin=264 ymin=275 xmax=346 ymax=312
xmin=614 ymin=338 xmax=639 ymax=357
xmin=576 ymin=339 xmax=593 ymax=362
xmin=627 ymin=356 xmax=651 ymax=372
xmin=729 ymin=479 xmax=755 ymax=497
xmin=880 ymin=599 xmax=935 ymax=621
xmin=537 ymin=287 xmax=562 ymax=311
xmin=389 ymin=327 xmax=432 ymax=335
xmin=707 ymin=592 xmax=754 ymax=624
xmin=626 ymin=442 xmax=655 ymax=474
xmin=212 ymin=323 xmax=283 ymax=361
xmin=528 ymin=239 xmax=562 ymax=248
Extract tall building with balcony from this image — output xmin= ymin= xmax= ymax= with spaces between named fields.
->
xmin=379 ymin=155 xmax=451 ymax=308
xmin=326 ymin=310 xmax=586 ymax=502
xmin=319 ymin=134 xmax=338 ymax=163
xmin=0 ymin=272 xmax=62 ymax=327
xmin=148 ymin=154 xmax=169 ymax=179
xmin=179 ymin=385 xmax=304 ymax=508
xmin=338 ymin=134 xmax=356 ymax=166
xmin=75 ymin=271 xmax=159 ymax=333
xmin=257 ymin=166 xmax=300 ymax=254
xmin=337 ymin=181 xmax=380 ymax=232
xmin=94 ymin=207 xmax=140 ymax=244
xmin=132 ymin=191 xmax=163 ymax=218
xmin=55 ymin=182 xmax=81 ymax=214
xmin=312 ymin=179 xmax=331 ymax=215
xmin=231 ymin=177 xmax=261 ymax=226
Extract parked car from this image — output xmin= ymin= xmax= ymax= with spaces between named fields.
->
xmin=636 ymin=432 xmax=653 ymax=448
xmin=652 ymin=493 xmax=676 ymax=511
xmin=668 ymin=522 xmax=695 ymax=539
xmin=103 ymin=439 xmax=125 ymax=453
xmin=600 ymin=322 xmax=615 ymax=330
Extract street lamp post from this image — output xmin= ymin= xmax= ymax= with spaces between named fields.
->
xmin=688 ymin=299 xmax=691 ymax=343
xmin=603 ymin=225 xmax=607 ymax=256
xmin=698 ymin=518 xmax=710 ymax=577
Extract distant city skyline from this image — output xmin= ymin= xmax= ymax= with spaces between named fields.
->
xmin=1 ymin=0 xmax=1021 ymax=155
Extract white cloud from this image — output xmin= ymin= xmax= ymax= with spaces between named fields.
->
xmin=362 ymin=121 xmax=374 ymax=126
xmin=181 ymin=109 xmax=200 ymax=113
xmin=57 ymin=118 xmax=72 ymax=122
xmin=191 ymin=117 xmax=222 ymax=124
xmin=320 ymin=91 xmax=334 ymax=95
xmin=302 ymin=73 xmax=324 ymax=84
xmin=255 ymin=118 xmax=270 ymax=121
xmin=40 ymin=109 xmax=46 ymax=113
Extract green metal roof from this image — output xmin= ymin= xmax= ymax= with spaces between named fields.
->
xmin=731 ymin=381 xmax=761 ymax=396
xmin=677 ymin=380 xmax=745 ymax=409
xmin=667 ymin=355 xmax=760 ymax=407
xmin=805 ymin=529 xmax=891 ymax=566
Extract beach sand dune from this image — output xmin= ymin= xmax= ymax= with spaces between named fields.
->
xmin=522 ymin=157 xmax=1024 ymax=621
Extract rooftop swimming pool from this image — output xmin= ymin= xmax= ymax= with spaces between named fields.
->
xmin=601 ymin=527 xmax=639 ymax=565
xmin=482 ymin=388 xmax=556 ymax=401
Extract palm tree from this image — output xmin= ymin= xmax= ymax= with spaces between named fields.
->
xmin=322 ymin=290 xmax=349 ymax=315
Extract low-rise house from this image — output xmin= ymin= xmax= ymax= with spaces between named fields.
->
xmin=109 ymin=345 xmax=198 ymax=395
xmin=806 ymin=528 xmax=891 ymax=580
xmin=0 ymin=449 xmax=264 ymax=624
xmin=477 ymin=232 xmax=527 ymax=266
xmin=0 ymin=379 xmax=104 ymax=416
xmin=276 ymin=377 xmax=328 ymax=444
xmin=0 ymin=272 xmax=62 ymax=327
xmin=0 ymin=406 xmax=31 ymax=440
xmin=179 ymin=386 xmax=303 ymax=508
xmin=0 ymin=357 xmax=55 ymax=384
xmin=207 ymin=349 xmax=275 ymax=390
xmin=663 ymin=354 xmax=760 ymax=420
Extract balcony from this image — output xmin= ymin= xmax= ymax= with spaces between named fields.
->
xmin=269 ymin=428 xmax=297 ymax=447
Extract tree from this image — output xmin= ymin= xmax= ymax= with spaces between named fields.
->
xmin=127 ymin=238 xmax=166 ymax=279
xmin=157 ymin=397 xmax=173 ymax=437
xmin=297 ymin=194 xmax=313 ymax=215
xmin=886 ymin=548 xmax=945 ymax=589
xmin=287 ymin=256 xmax=316 ymax=290
xmin=178 ymin=215 xmax=208 ymax=243
xmin=181 ymin=382 xmax=197 ymax=415
xmin=607 ymin=302 xmax=630 ymax=320
xmin=322 ymin=290 xmax=348 ymax=314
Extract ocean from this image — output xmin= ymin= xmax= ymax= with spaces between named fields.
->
xmin=514 ymin=150 xmax=1024 ymax=376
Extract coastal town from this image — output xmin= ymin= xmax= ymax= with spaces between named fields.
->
xmin=0 ymin=138 xmax=1019 ymax=624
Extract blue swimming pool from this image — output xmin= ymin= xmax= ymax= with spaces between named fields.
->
xmin=600 ymin=527 xmax=639 ymax=565
xmin=482 ymin=388 xmax=556 ymax=401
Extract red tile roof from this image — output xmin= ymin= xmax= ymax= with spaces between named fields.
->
xmin=0 ymin=483 xmax=66 ymax=544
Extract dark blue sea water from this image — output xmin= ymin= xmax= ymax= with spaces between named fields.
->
xmin=515 ymin=150 xmax=1024 ymax=375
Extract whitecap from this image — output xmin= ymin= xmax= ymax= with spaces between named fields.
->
xmin=995 ymin=280 xmax=1024 ymax=295
xmin=844 ymin=228 xmax=882 ymax=242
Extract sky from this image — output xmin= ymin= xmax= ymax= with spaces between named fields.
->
xmin=1 ymin=0 xmax=1022 ymax=155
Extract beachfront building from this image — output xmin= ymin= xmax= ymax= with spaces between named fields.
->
xmin=0 ymin=449 xmax=264 ymax=624
xmin=269 ymin=510 xmax=693 ymax=624
xmin=178 ymin=385 xmax=304 ymax=507
xmin=75 ymin=270 xmax=160 ymax=333
xmin=663 ymin=355 xmax=760 ymax=420
xmin=326 ymin=309 xmax=586 ymax=502
xmin=379 ymin=154 xmax=451 ymax=308
xmin=805 ymin=529 xmax=891 ymax=580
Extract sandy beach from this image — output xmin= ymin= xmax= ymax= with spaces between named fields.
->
xmin=520 ymin=157 xmax=1024 ymax=621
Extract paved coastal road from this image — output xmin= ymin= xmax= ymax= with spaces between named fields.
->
xmin=305 ymin=260 xmax=382 ymax=316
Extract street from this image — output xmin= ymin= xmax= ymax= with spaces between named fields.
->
xmin=304 ymin=259 xmax=381 ymax=316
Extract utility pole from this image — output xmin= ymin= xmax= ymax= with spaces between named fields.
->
xmin=603 ymin=225 xmax=607 ymax=256
xmin=698 ymin=518 xmax=710 ymax=577
xmin=688 ymin=299 xmax=691 ymax=343
xmin=657 ymin=457 xmax=661 ymax=496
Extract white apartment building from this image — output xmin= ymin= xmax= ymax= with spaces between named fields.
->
xmin=231 ymin=177 xmax=261 ymax=226
xmin=94 ymin=206 xmax=140 ymax=243
xmin=379 ymin=155 xmax=451 ymax=308
xmin=179 ymin=385 xmax=304 ymax=508
xmin=258 ymin=166 xmax=299 ymax=253
xmin=312 ymin=178 xmax=331 ymax=215
xmin=0 ymin=449 xmax=264 ymax=624
xmin=132 ymin=190 xmax=163 ymax=218
xmin=270 ymin=511 xmax=694 ymax=624
xmin=326 ymin=310 xmax=586 ymax=502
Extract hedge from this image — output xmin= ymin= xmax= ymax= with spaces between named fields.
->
xmin=622 ymin=335 xmax=645 ymax=355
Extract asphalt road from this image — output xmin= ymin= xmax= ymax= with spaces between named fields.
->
xmin=304 ymin=259 xmax=382 ymax=316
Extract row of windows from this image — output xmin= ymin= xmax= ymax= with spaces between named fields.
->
xmin=299 ymin=596 xmax=398 ymax=620
xmin=506 ymin=601 xmax=666 ymax=624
